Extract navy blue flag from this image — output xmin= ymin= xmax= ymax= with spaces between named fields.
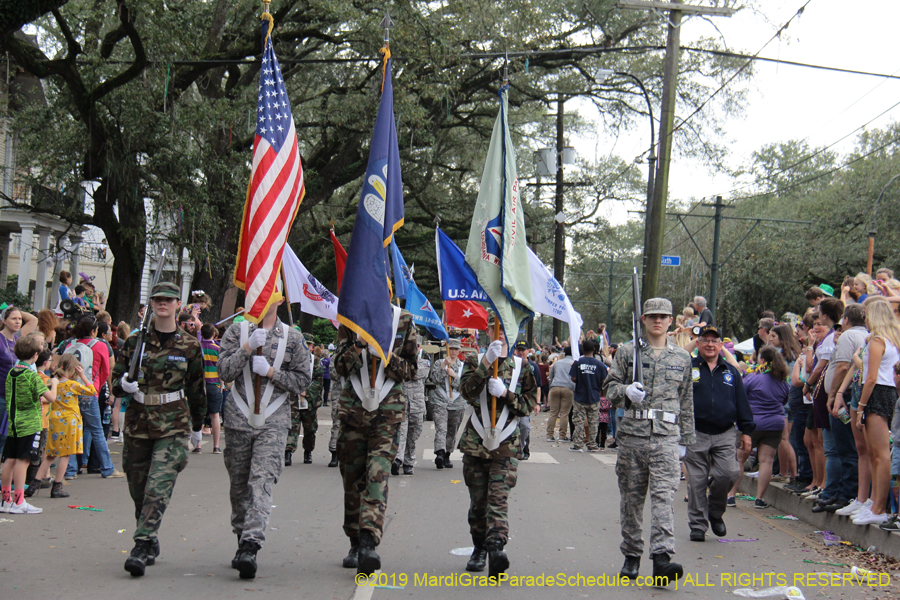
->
xmin=337 ymin=57 xmax=405 ymax=364
xmin=435 ymin=227 xmax=488 ymax=302
xmin=389 ymin=239 xmax=410 ymax=300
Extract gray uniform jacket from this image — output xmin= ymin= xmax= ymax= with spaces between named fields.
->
xmin=428 ymin=356 xmax=466 ymax=410
xmin=218 ymin=318 xmax=311 ymax=432
xmin=604 ymin=340 xmax=695 ymax=445
xmin=402 ymin=356 xmax=431 ymax=414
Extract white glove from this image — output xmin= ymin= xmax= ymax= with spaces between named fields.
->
xmin=248 ymin=327 xmax=267 ymax=350
xmin=252 ymin=356 xmax=272 ymax=377
xmin=190 ymin=430 xmax=202 ymax=449
xmin=678 ymin=445 xmax=687 ymax=459
xmin=484 ymin=340 xmax=503 ymax=365
xmin=625 ymin=382 xmax=646 ymax=404
xmin=488 ymin=377 xmax=508 ymax=399
xmin=121 ymin=377 xmax=139 ymax=395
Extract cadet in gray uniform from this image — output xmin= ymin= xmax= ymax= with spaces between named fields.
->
xmin=604 ymin=297 xmax=695 ymax=586
xmin=217 ymin=299 xmax=311 ymax=579
xmin=327 ymin=359 xmax=341 ymax=467
xmin=393 ymin=338 xmax=429 ymax=475
xmin=428 ymin=338 xmax=466 ymax=469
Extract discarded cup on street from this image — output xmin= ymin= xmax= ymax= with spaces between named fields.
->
xmin=733 ymin=586 xmax=805 ymax=599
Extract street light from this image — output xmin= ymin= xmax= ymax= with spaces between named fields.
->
xmin=595 ymin=69 xmax=656 ymax=286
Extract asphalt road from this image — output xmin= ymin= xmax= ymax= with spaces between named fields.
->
xmin=1 ymin=408 xmax=896 ymax=600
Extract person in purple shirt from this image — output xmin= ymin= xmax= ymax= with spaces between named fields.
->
xmin=728 ymin=346 xmax=791 ymax=508
xmin=321 ymin=352 xmax=331 ymax=406
xmin=0 ymin=306 xmax=39 ymax=459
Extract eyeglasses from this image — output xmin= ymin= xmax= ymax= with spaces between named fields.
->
xmin=696 ymin=338 xmax=722 ymax=345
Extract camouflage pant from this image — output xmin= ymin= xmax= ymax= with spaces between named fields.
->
xmin=329 ymin=398 xmax=340 ymax=453
xmin=571 ymin=401 xmax=601 ymax=450
xmin=396 ymin=410 xmax=424 ymax=466
xmin=462 ymin=453 xmax=518 ymax=546
xmin=223 ymin=426 xmax=287 ymax=546
xmin=122 ymin=434 xmax=189 ymax=543
xmin=286 ymin=403 xmax=318 ymax=454
xmin=615 ymin=433 xmax=680 ymax=557
xmin=337 ymin=405 xmax=403 ymax=545
xmin=432 ymin=405 xmax=465 ymax=453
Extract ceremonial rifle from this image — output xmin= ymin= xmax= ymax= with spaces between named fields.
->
xmin=127 ymin=248 xmax=168 ymax=382
xmin=631 ymin=267 xmax=643 ymax=385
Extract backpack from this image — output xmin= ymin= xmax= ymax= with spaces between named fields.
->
xmin=63 ymin=338 xmax=99 ymax=383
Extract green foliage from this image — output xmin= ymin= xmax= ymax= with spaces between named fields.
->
xmin=310 ymin=318 xmax=337 ymax=346
xmin=0 ymin=286 xmax=32 ymax=311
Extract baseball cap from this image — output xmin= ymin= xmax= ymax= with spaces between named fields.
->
xmin=819 ymin=283 xmax=834 ymax=297
xmin=642 ymin=297 xmax=673 ymax=316
xmin=150 ymin=282 xmax=181 ymax=299
xmin=698 ymin=325 xmax=722 ymax=339
xmin=513 ymin=340 xmax=528 ymax=351
xmin=447 ymin=338 xmax=461 ymax=349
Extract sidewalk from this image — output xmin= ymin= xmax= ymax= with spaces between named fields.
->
xmin=738 ymin=478 xmax=900 ymax=559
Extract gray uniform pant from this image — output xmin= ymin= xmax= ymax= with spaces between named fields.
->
xmin=518 ymin=415 xmax=530 ymax=454
xmin=223 ymin=426 xmax=288 ymax=546
xmin=684 ymin=427 xmax=740 ymax=533
xmin=615 ymin=433 xmax=680 ymax=557
xmin=329 ymin=397 xmax=340 ymax=453
xmin=433 ymin=404 xmax=465 ymax=453
xmin=397 ymin=410 xmax=424 ymax=466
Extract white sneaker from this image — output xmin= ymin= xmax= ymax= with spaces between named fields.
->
xmin=746 ymin=471 xmax=759 ymax=479
xmin=836 ymin=499 xmax=864 ymax=516
xmin=803 ymin=491 xmax=821 ymax=502
xmin=857 ymin=498 xmax=874 ymax=515
xmin=0 ymin=500 xmax=11 ymax=513
xmin=852 ymin=506 xmax=873 ymax=524
xmin=853 ymin=511 xmax=889 ymax=526
xmin=8 ymin=501 xmax=42 ymax=514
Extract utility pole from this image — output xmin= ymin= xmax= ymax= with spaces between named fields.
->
xmin=703 ymin=196 xmax=729 ymax=316
xmin=553 ymin=92 xmax=566 ymax=342
xmin=617 ymin=1 xmax=737 ymax=299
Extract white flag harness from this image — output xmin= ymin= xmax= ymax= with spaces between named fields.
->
xmin=231 ymin=321 xmax=289 ymax=428
xmin=346 ymin=305 xmax=402 ymax=412
xmin=459 ymin=355 xmax=523 ymax=451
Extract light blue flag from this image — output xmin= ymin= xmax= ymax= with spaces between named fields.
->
xmin=389 ymin=239 xmax=409 ymax=300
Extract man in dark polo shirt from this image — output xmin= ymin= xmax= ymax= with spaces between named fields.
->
xmin=684 ymin=326 xmax=755 ymax=542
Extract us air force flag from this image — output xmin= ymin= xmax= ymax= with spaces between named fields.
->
xmin=282 ymin=245 xmax=339 ymax=327
xmin=464 ymin=85 xmax=533 ymax=343
xmin=527 ymin=248 xmax=583 ymax=360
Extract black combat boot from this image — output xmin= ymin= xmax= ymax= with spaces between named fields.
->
xmin=232 ymin=535 xmax=242 ymax=569
xmin=236 ymin=540 xmax=260 ymax=579
xmin=466 ymin=545 xmax=487 ymax=572
xmin=434 ymin=449 xmax=445 ymax=469
xmin=284 ymin=450 xmax=292 ymax=466
xmin=328 ymin=452 xmax=339 ymax=468
xmin=402 ymin=464 xmax=413 ymax=475
xmin=342 ymin=537 xmax=359 ymax=568
xmin=124 ymin=540 xmax=156 ymax=577
xmin=486 ymin=540 xmax=509 ymax=580
xmin=50 ymin=481 xmax=69 ymax=498
xmin=303 ymin=451 xmax=312 ymax=464
xmin=391 ymin=459 xmax=401 ymax=476
xmin=651 ymin=553 xmax=683 ymax=586
xmin=356 ymin=530 xmax=381 ymax=576
xmin=149 ymin=539 xmax=160 ymax=563
xmin=442 ymin=453 xmax=454 ymax=469
xmin=24 ymin=477 xmax=41 ymax=498
xmin=620 ymin=555 xmax=640 ymax=579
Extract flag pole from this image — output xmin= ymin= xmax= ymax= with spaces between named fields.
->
xmin=491 ymin=318 xmax=499 ymax=434
xmin=280 ymin=264 xmax=293 ymax=328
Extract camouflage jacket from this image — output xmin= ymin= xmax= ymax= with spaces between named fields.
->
xmin=112 ymin=326 xmax=206 ymax=439
xmin=334 ymin=310 xmax=417 ymax=426
xmin=401 ymin=356 xmax=430 ymax=414
xmin=428 ymin=356 xmax=467 ymax=410
xmin=604 ymin=339 xmax=695 ymax=445
xmin=218 ymin=318 xmax=311 ymax=432
xmin=328 ymin=358 xmax=341 ymax=403
xmin=458 ymin=354 xmax=538 ymax=459
xmin=299 ymin=356 xmax=324 ymax=411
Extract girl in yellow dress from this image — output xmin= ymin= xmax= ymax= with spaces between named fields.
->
xmin=35 ymin=354 xmax=94 ymax=499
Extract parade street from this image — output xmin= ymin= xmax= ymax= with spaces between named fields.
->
xmin=1 ymin=410 xmax=895 ymax=600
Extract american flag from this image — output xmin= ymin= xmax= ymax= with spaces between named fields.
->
xmin=234 ymin=22 xmax=305 ymax=323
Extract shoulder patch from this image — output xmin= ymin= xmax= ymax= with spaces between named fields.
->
xmin=691 ymin=368 xmax=700 ymax=382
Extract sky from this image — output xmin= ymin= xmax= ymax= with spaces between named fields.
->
xmin=579 ymin=0 xmax=900 ymax=225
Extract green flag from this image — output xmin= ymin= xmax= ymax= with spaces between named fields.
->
xmin=465 ymin=85 xmax=533 ymax=343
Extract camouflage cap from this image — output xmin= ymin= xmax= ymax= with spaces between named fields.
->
xmin=642 ymin=297 xmax=673 ymax=316
xmin=150 ymin=281 xmax=181 ymax=299
xmin=447 ymin=338 xmax=461 ymax=349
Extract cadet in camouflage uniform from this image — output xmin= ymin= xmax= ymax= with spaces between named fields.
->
xmin=604 ymin=297 xmax=695 ymax=586
xmin=335 ymin=310 xmax=417 ymax=576
xmin=218 ymin=299 xmax=311 ymax=579
xmin=113 ymin=282 xmax=206 ymax=577
xmin=393 ymin=338 xmax=429 ymax=475
xmin=459 ymin=324 xmax=537 ymax=580
xmin=327 ymin=357 xmax=341 ymax=467
xmin=286 ymin=347 xmax=323 ymax=465
xmin=429 ymin=338 xmax=467 ymax=469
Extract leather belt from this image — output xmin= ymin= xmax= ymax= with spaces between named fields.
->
xmin=623 ymin=408 xmax=679 ymax=424
xmin=134 ymin=390 xmax=185 ymax=406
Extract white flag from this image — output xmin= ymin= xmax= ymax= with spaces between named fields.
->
xmin=526 ymin=248 xmax=583 ymax=360
xmin=282 ymin=245 xmax=339 ymax=328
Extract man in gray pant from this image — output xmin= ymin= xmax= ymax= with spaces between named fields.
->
xmin=685 ymin=325 xmax=755 ymax=542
